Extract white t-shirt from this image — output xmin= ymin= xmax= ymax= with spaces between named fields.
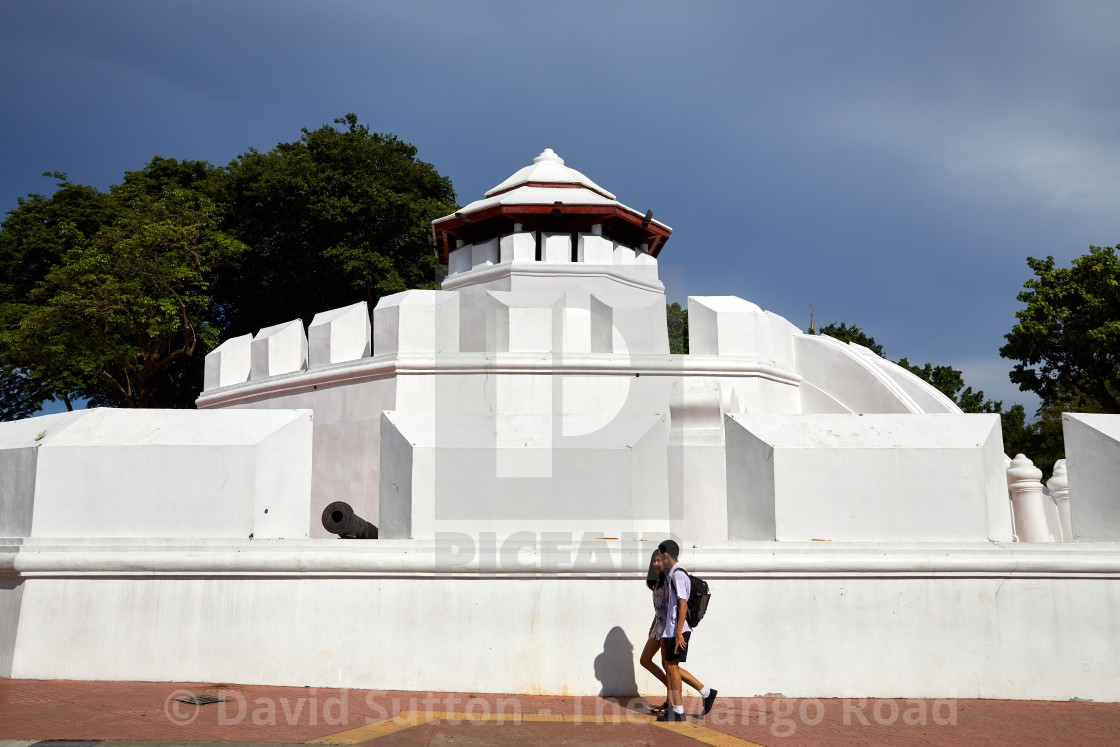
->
xmin=662 ymin=564 xmax=693 ymax=638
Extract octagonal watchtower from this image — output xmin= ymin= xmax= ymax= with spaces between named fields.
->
xmin=432 ymin=149 xmax=672 ymax=299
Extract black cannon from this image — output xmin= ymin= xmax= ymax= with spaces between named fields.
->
xmin=321 ymin=501 xmax=378 ymax=539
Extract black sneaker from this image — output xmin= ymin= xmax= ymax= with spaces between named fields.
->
xmin=702 ymin=688 xmax=718 ymax=716
xmin=656 ymin=709 xmax=686 ymax=722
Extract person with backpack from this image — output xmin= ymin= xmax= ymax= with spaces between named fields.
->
xmin=656 ymin=539 xmax=717 ymax=721
xmin=640 ymin=549 xmax=707 ymax=715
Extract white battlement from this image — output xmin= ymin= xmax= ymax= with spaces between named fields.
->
xmin=203 ymin=333 xmax=252 ymax=390
xmin=251 ymin=318 xmax=307 ymax=380
xmin=447 ymin=227 xmax=656 ymax=280
xmin=308 ymin=300 xmax=371 ymax=367
xmin=202 ymin=288 xmax=675 ymax=393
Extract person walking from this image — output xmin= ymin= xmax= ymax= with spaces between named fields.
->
xmin=656 ymin=539 xmax=717 ymax=721
xmin=639 ymin=549 xmax=709 ymax=715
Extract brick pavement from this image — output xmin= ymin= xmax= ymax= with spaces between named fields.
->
xmin=1 ymin=679 xmax=1118 ymax=745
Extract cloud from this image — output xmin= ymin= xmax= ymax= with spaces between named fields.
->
xmin=954 ymin=356 xmax=1040 ymax=414
xmin=822 ymin=94 xmax=1120 ymax=217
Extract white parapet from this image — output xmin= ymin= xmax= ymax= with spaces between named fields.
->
xmin=448 ymin=244 xmax=472 ymax=275
xmin=379 ymin=411 xmax=669 ymax=539
xmin=203 ymin=333 xmax=252 ymax=391
xmin=687 ymin=296 xmax=795 ymax=367
xmin=631 ymin=248 xmax=659 ymax=283
xmin=577 ymin=232 xmax=613 ymax=264
xmin=0 ymin=408 xmax=312 ymax=539
xmin=612 ymin=242 xmax=636 ymax=265
xmin=484 ymin=291 xmax=562 ymax=353
xmin=308 ymin=301 xmax=371 ymax=368
xmin=499 ymin=231 xmax=535 ymax=263
xmin=542 ymin=232 xmax=572 ymax=263
xmin=689 ymin=295 xmax=760 ymax=354
xmin=590 ymin=294 xmax=670 ymax=355
xmin=373 ymin=289 xmax=460 ymax=355
xmin=1063 ymin=413 xmax=1120 ymax=541
xmin=471 ymin=237 xmax=499 ymax=269
xmin=725 ymin=413 xmax=1012 ymax=542
xmin=251 ymin=319 xmax=308 ymax=380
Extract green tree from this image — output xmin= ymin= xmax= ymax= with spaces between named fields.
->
xmin=0 ymin=173 xmax=116 ymax=301
xmin=893 ymin=358 xmax=1002 ymax=414
xmin=817 ymin=322 xmax=883 ymax=356
xmin=0 ymin=365 xmax=53 ymax=420
xmin=1000 ymin=245 xmax=1120 ymax=414
xmin=1 ymin=182 xmax=246 ymax=409
xmin=996 ymin=402 xmax=1038 ymax=465
xmin=1 ymin=116 xmax=458 ymax=416
xmin=667 ymin=302 xmax=689 ymax=354
xmin=217 ymin=114 xmax=458 ymax=338
xmin=2 ymin=174 xmax=116 ymax=415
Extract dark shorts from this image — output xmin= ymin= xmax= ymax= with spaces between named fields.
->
xmin=661 ymin=631 xmax=691 ymax=663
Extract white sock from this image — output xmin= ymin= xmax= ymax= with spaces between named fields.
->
xmin=700 ymin=686 xmax=711 ymax=698
xmin=673 ymin=705 xmax=684 ymax=714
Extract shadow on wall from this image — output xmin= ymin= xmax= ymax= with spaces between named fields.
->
xmin=0 ymin=578 xmax=24 ymax=679
xmin=593 ymin=626 xmax=638 ymax=697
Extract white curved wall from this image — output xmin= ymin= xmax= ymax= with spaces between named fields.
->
xmin=794 ymin=334 xmax=923 ymax=414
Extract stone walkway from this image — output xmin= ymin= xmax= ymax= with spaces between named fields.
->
xmin=1 ymin=680 xmax=1118 ymax=745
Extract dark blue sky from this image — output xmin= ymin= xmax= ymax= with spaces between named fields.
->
xmin=4 ymin=0 xmax=1119 ymax=413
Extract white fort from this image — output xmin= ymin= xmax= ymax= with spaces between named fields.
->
xmin=2 ymin=149 xmax=1119 ymax=700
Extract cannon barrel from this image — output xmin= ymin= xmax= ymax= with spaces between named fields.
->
xmin=321 ymin=501 xmax=378 ymax=539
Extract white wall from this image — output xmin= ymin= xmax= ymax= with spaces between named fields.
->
xmin=379 ymin=411 xmax=670 ymax=539
xmin=4 ymin=538 xmax=1119 ymax=701
xmin=0 ymin=408 xmax=312 ymax=539
xmin=726 ymin=413 xmax=1013 ymax=542
xmin=1063 ymin=413 xmax=1120 ymax=541
xmin=668 ymin=379 xmax=728 ymax=541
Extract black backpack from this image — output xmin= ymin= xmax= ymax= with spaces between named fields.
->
xmin=671 ymin=566 xmax=711 ymax=627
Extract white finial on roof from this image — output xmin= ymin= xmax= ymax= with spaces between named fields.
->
xmin=533 ymin=147 xmax=564 ymax=164
xmin=533 ymin=148 xmax=563 ymax=165
xmin=482 ymin=148 xmax=614 ymax=199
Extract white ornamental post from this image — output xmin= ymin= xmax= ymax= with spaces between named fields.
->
xmin=1007 ymin=454 xmax=1050 ymax=542
xmin=1047 ymin=459 xmax=1073 ymax=542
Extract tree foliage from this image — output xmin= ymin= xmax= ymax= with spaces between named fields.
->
xmin=1000 ymin=245 xmax=1120 ymax=414
xmin=1 ymin=179 xmax=246 ymax=409
xmin=667 ymin=302 xmax=689 ymax=354
xmin=0 ymin=365 xmax=52 ymax=420
xmin=218 ymin=114 xmax=457 ymax=338
xmin=893 ymin=358 xmax=1000 ymax=414
xmin=0 ymin=115 xmax=457 ymax=416
xmin=816 ymin=322 xmax=883 ymax=356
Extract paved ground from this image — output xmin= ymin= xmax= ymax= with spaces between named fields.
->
xmin=1 ymin=679 xmax=1118 ymax=745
